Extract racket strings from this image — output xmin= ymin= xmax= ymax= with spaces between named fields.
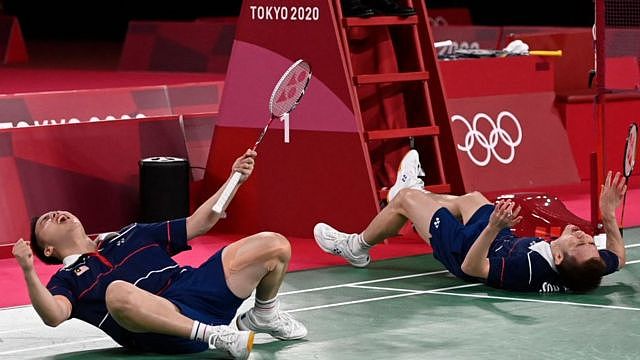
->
xmin=269 ymin=62 xmax=311 ymax=117
xmin=624 ymin=124 xmax=637 ymax=177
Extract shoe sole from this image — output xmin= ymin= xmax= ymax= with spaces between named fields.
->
xmin=387 ymin=150 xmax=419 ymax=202
xmin=272 ymin=330 xmax=308 ymax=340
xmin=236 ymin=317 xmax=307 ymax=341
xmin=247 ymin=331 xmax=255 ymax=352
xmin=347 ymin=256 xmax=370 ymax=268
xmin=219 ymin=330 xmax=254 ymax=360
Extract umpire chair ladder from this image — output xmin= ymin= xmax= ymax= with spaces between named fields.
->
xmin=333 ymin=0 xmax=463 ymax=203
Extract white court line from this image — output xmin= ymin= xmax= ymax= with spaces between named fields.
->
xmin=0 ymin=337 xmax=111 ymax=355
xmin=288 ymin=282 xmax=640 ymax=314
xmin=279 ymin=270 xmax=449 ymax=295
xmin=428 ymin=291 xmax=640 ymax=311
xmin=286 ymin=283 xmax=480 ymax=314
xmin=281 ymin=255 xmax=640 ymax=297
xmin=3 ymin=274 xmax=638 ymax=356
xmin=348 ymin=282 xmax=481 ymax=294
xmin=348 ymin=285 xmax=421 ymax=293
xmin=2 ymin=252 xmax=639 ymax=355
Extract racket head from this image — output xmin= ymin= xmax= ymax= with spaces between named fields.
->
xmin=624 ymin=122 xmax=638 ymax=177
xmin=269 ymin=59 xmax=312 ymax=118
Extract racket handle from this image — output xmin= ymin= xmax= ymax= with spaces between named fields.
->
xmin=212 ymin=171 xmax=242 ymax=214
xmin=528 ymin=50 xmax=563 ymax=57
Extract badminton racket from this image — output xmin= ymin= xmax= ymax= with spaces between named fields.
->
xmin=620 ymin=122 xmax=638 ymax=234
xmin=453 ymin=48 xmax=562 ymax=58
xmin=212 ymin=59 xmax=312 ymax=214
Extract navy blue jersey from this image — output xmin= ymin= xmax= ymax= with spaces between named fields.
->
xmin=429 ymin=205 xmax=620 ymax=293
xmin=46 ymin=219 xmax=191 ymax=345
xmin=486 ymin=235 xmax=619 ymax=293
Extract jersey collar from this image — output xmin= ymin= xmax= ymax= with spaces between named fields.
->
xmin=62 ymin=254 xmax=82 ymax=268
xmin=530 ymin=241 xmax=558 ymax=272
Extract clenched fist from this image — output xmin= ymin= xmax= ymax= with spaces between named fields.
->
xmin=13 ymin=238 xmax=35 ymax=272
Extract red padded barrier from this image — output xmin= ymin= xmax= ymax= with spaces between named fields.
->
xmin=439 ymin=56 xmax=580 ymax=192
xmin=119 ymin=20 xmax=236 ymax=74
xmin=0 ymin=116 xmax=192 ymax=253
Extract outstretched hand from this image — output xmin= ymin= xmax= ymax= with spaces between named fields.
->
xmin=490 ymin=199 xmax=522 ymax=229
xmin=232 ymin=149 xmax=257 ymax=183
xmin=600 ymin=171 xmax=626 ymax=219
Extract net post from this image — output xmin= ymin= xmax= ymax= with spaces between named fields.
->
xmin=590 ymin=151 xmax=601 ymax=232
xmin=593 ymin=0 xmax=606 ymax=230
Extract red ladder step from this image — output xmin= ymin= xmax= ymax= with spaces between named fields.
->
xmin=343 ymin=16 xmax=418 ymax=27
xmin=354 ymin=71 xmax=429 ymax=85
xmin=365 ymin=126 xmax=439 ymax=141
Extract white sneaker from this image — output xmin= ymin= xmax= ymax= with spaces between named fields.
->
xmin=236 ymin=308 xmax=307 ymax=340
xmin=387 ymin=149 xmax=426 ymax=202
xmin=207 ymin=325 xmax=254 ymax=360
xmin=313 ymin=223 xmax=370 ymax=268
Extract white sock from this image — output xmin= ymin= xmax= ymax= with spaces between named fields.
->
xmin=253 ymin=296 xmax=279 ymax=321
xmin=348 ymin=233 xmax=371 ymax=256
xmin=191 ymin=321 xmax=235 ymax=345
xmin=190 ymin=320 xmax=210 ymax=343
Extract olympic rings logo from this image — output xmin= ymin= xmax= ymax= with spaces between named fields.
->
xmin=451 ymin=111 xmax=523 ymax=166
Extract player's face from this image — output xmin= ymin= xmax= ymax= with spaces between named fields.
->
xmin=35 ymin=211 xmax=82 ymax=247
xmin=558 ymin=225 xmax=600 ymax=263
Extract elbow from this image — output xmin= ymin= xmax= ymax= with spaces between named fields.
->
xmin=461 ymin=260 xmax=486 ymax=279
xmin=460 ymin=262 xmax=475 ymax=277
xmin=186 ymin=214 xmax=217 ymax=238
xmin=43 ymin=317 xmax=64 ymax=327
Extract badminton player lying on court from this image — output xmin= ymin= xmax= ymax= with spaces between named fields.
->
xmin=12 ymin=149 xmax=306 ymax=360
xmin=314 ymin=150 xmax=627 ymax=293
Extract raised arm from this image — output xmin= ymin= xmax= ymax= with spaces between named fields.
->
xmin=461 ymin=200 xmax=522 ymax=279
xmin=600 ymin=171 xmax=627 ymax=268
xmin=186 ymin=149 xmax=257 ymax=239
xmin=12 ymin=239 xmax=72 ymax=327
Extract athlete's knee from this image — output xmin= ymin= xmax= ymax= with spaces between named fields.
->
xmin=105 ymin=280 xmax=137 ymax=315
xmin=256 ymin=231 xmax=291 ymax=261
xmin=392 ymin=188 xmax=427 ymax=212
xmin=465 ymin=191 xmax=489 ymax=203
xmin=390 ymin=188 xmax=412 ymax=207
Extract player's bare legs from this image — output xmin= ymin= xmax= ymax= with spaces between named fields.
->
xmin=106 ymin=281 xmax=192 ymax=336
xmin=428 ymin=191 xmax=492 ymax=224
xmin=362 ymin=189 xmax=441 ymax=245
xmin=221 ymin=232 xmax=291 ymax=300
xmin=362 ymin=190 xmax=491 ymax=246
xmin=222 ymin=232 xmax=307 ymax=340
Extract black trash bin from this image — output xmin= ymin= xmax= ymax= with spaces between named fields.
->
xmin=139 ymin=157 xmax=190 ymax=223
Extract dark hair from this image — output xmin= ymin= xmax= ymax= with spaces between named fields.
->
xmin=556 ymin=256 xmax=606 ymax=293
xmin=29 ymin=215 xmax=62 ymax=265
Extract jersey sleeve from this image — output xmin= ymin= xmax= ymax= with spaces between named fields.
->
xmin=137 ymin=218 xmax=191 ymax=256
xmin=598 ymin=249 xmax=620 ymax=275
xmin=486 ymin=255 xmax=532 ymax=291
xmin=47 ymin=272 xmax=77 ymax=308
